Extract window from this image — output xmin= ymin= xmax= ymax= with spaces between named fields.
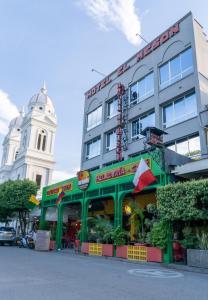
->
xmin=42 ymin=135 xmax=46 ymax=151
xmin=36 ymin=174 xmax=42 ymax=189
xmin=107 ymin=96 xmax=118 ymax=119
xmin=132 ymin=111 xmax=155 ymax=138
xmin=37 ymin=134 xmax=41 ymax=150
xmin=87 ymin=106 xmax=102 ymax=131
xmin=37 ymin=130 xmax=47 ymax=151
xmin=163 ymin=92 xmax=197 ymax=128
xmin=86 ymin=137 xmax=101 ymax=159
xmin=130 ymin=72 xmax=154 ymax=105
xmin=167 ymin=135 xmax=201 ymax=158
xmin=159 ymin=48 xmax=193 ymax=89
xmin=15 ymin=151 xmax=19 ymax=160
xmin=106 ymin=130 xmax=116 ymax=151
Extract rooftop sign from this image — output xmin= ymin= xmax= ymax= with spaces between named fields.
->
xmin=137 ymin=23 xmax=179 ymax=62
xmin=85 ymin=23 xmax=180 ymax=99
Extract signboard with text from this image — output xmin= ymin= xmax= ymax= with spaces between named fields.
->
xmin=96 ymin=159 xmax=151 ymax=183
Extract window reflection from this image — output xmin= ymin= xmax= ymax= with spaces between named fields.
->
xmin=107 ymin=97 xmax=118 ymax=119
xmin=130 ymin=72 xmax=154 ymax=104
xmin=106 ymin=130 xmax=116 ymax=151
xmin=163 ymin=92 xmax=197 ymax=128
xmin=132 ymin=112 xmax=155 ymax=138
xmin=160 ymin=48 xmax=193 ymax=89
xmin=86 ymin=137 xmax=101 ymax=159
xmin=167 ymin=135 xmax=201 ymax=158
xmin=87 ymin=106 xmax=102 ymax=131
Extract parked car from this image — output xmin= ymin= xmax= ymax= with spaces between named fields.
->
xmin=0 ymin=227 xmax=16 ymax=246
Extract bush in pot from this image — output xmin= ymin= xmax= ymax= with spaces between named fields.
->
xmin=147 ymin=221 xmax=169 ymax=262
xmin=103 ymin=226 xmax=129 ymax=258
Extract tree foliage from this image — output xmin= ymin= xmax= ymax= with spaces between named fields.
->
xmin=0 ymin=179 xmax=38 ymax=234
xmin=157 ymin=179 xmax=208 ymax=222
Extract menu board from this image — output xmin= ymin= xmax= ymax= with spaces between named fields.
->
xmin=35 ymin=230 xmax=50 ymax=251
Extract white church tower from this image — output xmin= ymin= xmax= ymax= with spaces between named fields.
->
xmin=0 ymin=83 xmax=57 ymax=197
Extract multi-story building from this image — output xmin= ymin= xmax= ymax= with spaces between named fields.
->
xmin=81 ymin=12 xmax=208 ymax=171
xmin=0 ymin=84 xmax=57 ymax=197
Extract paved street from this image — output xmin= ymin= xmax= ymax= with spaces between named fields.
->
xmin=0 ymin=246 xmax=207 ymax=300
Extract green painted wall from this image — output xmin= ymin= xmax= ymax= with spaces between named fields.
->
xmin=40 ymin=151 xmax=170 ymax=251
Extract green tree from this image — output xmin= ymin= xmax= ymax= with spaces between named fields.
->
xmin=0 ymin=179 xmax=38 ymax=234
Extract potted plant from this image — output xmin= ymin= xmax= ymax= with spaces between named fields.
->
xmin=147 ymin=221 xmax=169 ymax=263
xmin=83 ymin=216 xmax=114 ymax=256
xmin=182 ymin=228 xmax=208 ymax=268
xmin=103 ymin=226 xmax=129 ymax=258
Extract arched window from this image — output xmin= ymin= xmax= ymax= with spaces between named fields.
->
xmin=15 ymin=151 xmax=19 ymax=160
xmin=42 ymin=135 xmax=46 ymax=151
xmin=37 ymin=134 xmax=41 ymax=150
xmin=37 ymin=130 xmax=47 ymax=151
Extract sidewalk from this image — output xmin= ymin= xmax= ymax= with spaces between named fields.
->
xmin=59 ymin=248 xmax=208 ymax=275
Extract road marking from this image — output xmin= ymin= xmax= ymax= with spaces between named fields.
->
xmin=128 ymin=268 xmax=183 ymax=279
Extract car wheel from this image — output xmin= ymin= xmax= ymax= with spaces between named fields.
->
xmin=9 ymin=242 xmax=14 ymax=246
xmin=0 ymin=242 xmax=4 ymax=246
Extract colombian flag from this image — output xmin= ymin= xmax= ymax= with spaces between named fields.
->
xmin=29 ymin=195 xmax=40 ymax=206
xmin=56 ymin=189 xmax=65 ymax=205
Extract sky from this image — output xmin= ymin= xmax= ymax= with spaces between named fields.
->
xmin=0 ymin=0 xmax=207 ymax=183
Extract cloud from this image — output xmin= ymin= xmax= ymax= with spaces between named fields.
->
xmin=52 ymin=168 xmax=79 ymax=184
xmin=0 ymin=90 xmax=19 ymax=135
xmin=76 ymin=0 xmax=141 ymax=46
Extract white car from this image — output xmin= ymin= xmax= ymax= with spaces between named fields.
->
xmin=0 ymin=227 xmax=16 ymax=246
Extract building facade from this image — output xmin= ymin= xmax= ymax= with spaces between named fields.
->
xmin=81 ymin=12 xmax=208 ymax=171
xmin=0 ymin=84 xmax=57 ymax=196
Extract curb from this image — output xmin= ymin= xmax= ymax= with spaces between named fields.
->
xmin=57 ymin=249 xmax=208 ymax=275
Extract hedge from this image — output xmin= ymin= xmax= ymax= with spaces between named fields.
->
xmin=157 ymin=179 xmax=208 ymax=222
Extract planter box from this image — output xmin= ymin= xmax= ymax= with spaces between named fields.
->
xmin=127 ymin=245 xmax=147 ymax=261
xmin=89 ymin=243 xmax=102 ymax=256
xmin=116 ymin=246 xmax=128 ymax=259
xmin=49 ymin=240 xmax=56 ymax=251
xmin=102 ymin=244 xmax=114 ymax=257
xmin=81 ymin=242 xmax=89 ymax=254
xmin=147 ymin=247 xmax=163 ymax=263
xmin=187 ymin=249 xmax=208 ymax=268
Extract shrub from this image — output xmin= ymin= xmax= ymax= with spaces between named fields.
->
xmin=157 ymin=179 xmax=208 ymax=222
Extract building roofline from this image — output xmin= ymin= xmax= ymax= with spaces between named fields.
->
xmin=85 ymin=11 xmax=193 ymax=96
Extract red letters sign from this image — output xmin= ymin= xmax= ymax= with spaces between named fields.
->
xmin=46 ymin=183 xmax=73 ymax=196
xmin=96 ymin=159 xmax=151 ymax=183
xmin=85 ymin=23 xmax=180 ymax=99
xmin=85 ymin=77 xmax=112 ymax=99
xmin=136 ymin=23 xmax=179 ymax=62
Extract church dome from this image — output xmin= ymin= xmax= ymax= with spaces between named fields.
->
xmin=28 ymin=83 xmax=55 ymax=114
xmin=9 ymin=112 xmax=24 ymax=131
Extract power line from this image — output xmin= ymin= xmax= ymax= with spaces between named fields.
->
xmin=91 ymin=68 xmax=106 ymax=77
xmin=136 ymin=33 xmax=149 ymax=44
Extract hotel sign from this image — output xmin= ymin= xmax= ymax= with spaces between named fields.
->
xmin=96 ymin=159 xmax=151 ymax=183
xmin=137 ymin=23 xmax=180 ymax=62
xmin=85 ymin=23 xmax=179 ymax=99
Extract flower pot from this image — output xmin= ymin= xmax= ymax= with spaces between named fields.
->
xmin=49 ymin=240 xmax=56 ymax=251
xmin=116 ymin=245 xmax=128 ymax=259
xmin=187 ymin=249 xmax=208 ymax=268
xmin=102 ymin=244 xmax=114 ymax=257
xmin=147 ymin=247 xmax=163 ymax=263
xmin=81 ymin=242 xmax=89 ymax=254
